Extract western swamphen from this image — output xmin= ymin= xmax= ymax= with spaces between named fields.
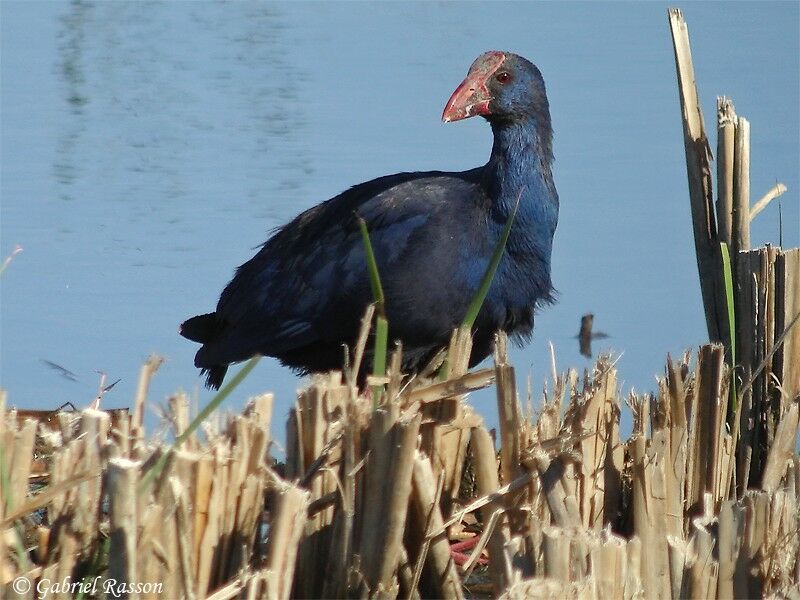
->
xmin=181 ymin=51 xmax=559 ymax=389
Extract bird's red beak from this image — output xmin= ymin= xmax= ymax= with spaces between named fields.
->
xmin=442 ymin=52 xmax=505 ymax=123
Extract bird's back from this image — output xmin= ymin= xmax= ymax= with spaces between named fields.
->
xmin=183 ymin=168 xmax=517 ymax=386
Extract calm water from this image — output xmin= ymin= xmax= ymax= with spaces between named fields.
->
xmin=2 ymin=2 xmax=798 ymax=439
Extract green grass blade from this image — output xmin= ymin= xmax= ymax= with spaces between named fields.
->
xmin=138 ymin=355 xmax=261 ymax=494
xmin=357 ymin=217 xmax=385 ymax=311
xmin=462 ymin=192 xmax=522 ymax=330
xmin=357 ymin=216 xmax=389 ymax=406
xmin=720 ymin=242 xmax=737 ymax=410
xmin=439 ymin=191 xmax=522 ymax=380
xmin=438 ymin=354 xmax=451 ymax=381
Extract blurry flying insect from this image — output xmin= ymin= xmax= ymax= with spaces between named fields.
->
xmin=40 ymin=359 xmax=80 ymax=382
xmin=577 ymin=313 xmax=609 ymax=358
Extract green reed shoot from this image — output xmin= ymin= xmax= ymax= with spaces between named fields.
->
xmin=439 ymin=191 xmax=522 ymax=379
xmin=720 ymin=242 xmax=737 ymax=411
xmin=461 ymin=193 xmax=521 ymax=330
xmin=357 ymin=216 xmax=388 ymax=408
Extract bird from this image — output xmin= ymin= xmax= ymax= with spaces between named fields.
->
xmin=576 ymin=313 xmax=609 ymax=358
xmin=181 ymin=51 xmax=559 ymax=390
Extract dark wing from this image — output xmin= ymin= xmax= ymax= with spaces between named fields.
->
xmin=191 ymin=169 xmax=489 ymax=371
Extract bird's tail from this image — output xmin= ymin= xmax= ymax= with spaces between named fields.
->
xmin=201 ymin=366 xmax=228 ymax=390
xmin=180 ymin=313 xmax=229 ymax=390
xmin=180 ymin=312 xmax=222 ymax=343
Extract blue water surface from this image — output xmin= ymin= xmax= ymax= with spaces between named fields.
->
xmin=2 ymin=2 xmax=798 ymax=442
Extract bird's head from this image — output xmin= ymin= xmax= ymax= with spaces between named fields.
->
xmin=442 ymin=51 xmax=549 ymax=125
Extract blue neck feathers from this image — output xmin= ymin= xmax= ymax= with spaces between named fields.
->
xmin=485 ymin=116 xmax=558 ymax=236
xmin=485 ymin=116 xmax=555 ymax=210
xmin=480 ymin=115 xmax=559 ymax=298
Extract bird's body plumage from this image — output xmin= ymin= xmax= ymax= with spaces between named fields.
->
xmin=182 ymin=52 xmax=559 ymax=389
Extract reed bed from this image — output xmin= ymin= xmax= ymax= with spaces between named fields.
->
xmin=669 ymin=7 xmax=798 ymax=500
xmin=1 ymin=335 xmax=799 ymax=599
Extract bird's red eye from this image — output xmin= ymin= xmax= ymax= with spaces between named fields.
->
xmin=495 ymin=72 xmax=511 ymax=84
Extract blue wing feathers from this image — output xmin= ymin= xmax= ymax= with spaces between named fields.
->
xmin=200 ymin=172 xmax=488 ymax=367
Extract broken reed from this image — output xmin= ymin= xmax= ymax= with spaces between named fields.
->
xmin=2 ymin=333 xmax=798 ymax=599
xmin=669 ymin=8 xmax=799 ymax=495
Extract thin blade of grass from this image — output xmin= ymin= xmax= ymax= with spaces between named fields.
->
xmin=439 ymin=189 xmax=522 ymax=380
xmin=357 ymin=216 xmax=388 ymax=407
xmin=357 ymin=217 xmax=385 ymax=310
xmin=720 ymin=242 xmax=737 ymax=412
xmin=137 ymin=355 xmax=261 ymax=494
xmin=461 ymin=190 xmax=522 ymax=330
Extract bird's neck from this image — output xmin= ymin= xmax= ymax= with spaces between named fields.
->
xmin=482 ymin=115 xmax=558 ymax=292
xmin=484 ymin=116 xmax=555 ymax=211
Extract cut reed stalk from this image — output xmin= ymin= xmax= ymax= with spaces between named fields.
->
xmin=732 ymin=116 xmax=751 ymax=257
xmin=668 ymin=8 xmax=728 ymax=346
xmin=409 ymin=452 xmax=462 ymax=600
xmin=750 ymin=182 xmax=788 ymax=222
xmin=361 ymin=412 xmax=421 ymax=597
xmin=107 ymin=458 xmax=139 ymax=596
xmin=470 ymin=425 xmax=512 ymax=594
xmin=264 ymin=482 xmax=310 ymax=599
xmin=669 ymin=7 xmax=798 ymax=510
xmin=716 ymin=97 xmax=736 ymax=245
